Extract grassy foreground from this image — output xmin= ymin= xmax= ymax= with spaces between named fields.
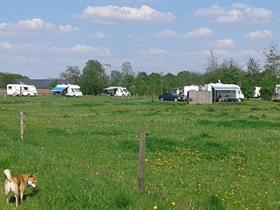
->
xmin=0 ymin=96 xmax=280 ymax=210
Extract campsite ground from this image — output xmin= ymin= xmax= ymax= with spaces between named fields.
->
xmin=0 ymin=96 xmax=279 ymax=210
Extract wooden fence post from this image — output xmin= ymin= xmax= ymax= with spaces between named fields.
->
xmin=20 ymin=112 xmax=24 ymax=141
xmin=138 ymin=132 xmax=147 ymax=193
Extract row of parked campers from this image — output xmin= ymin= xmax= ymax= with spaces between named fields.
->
xmin=159 ymin=82 xmax=245 ymax=102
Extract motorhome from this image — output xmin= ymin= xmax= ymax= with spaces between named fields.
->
xmin=51 ymin=84 xmax=83 ymax=97
xmin=6 ymin=84 xmax=38 ymax=96
xmin=209 ymin=83 xmax=244 ymax=102
xmin=104 ymin=87 xmax=130 ymax=96
xmin=274 ymin=85 xmax=280 ymax=101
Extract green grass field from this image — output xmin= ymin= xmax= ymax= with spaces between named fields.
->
xmin=0 ymin=96 xmax=280 ymax=210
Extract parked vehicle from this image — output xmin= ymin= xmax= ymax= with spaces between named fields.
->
xmin=104 ymin=87 xmax=130 ymax=96
xmin=6 ymin=84 xmax=38 ymax=96
xmin=273 ymin=85 xmax=280 ymax=101
xmin=51 ymin=84 xmax=83 ymax=97
xmin=253 ymin=87 xmax=261 ymax=98
xmin=209 ymin=83 xmax=244 ymax=102
xmin=159 ymin=92 xmax=182 ymax=101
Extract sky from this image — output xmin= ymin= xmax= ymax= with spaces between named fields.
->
xmin=0 ymin=0 xmax=279 ymax=78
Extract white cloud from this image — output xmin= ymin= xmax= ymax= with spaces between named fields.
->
xmin=0 ymin=22 xmax=11 ymax=30
xmin=81 ymin=5 xmax=175 ymax=24
xmin=249 ymin=8 xmax=272 ymax=21
xmin=154 ymin=29 xmax=177 ymax=38
xmin=0 ymin=42 xmax=12 ymax=50
xmin=246 ymin=30 xmax=272 ymax=40
xmin=216 ymin=39 xmax=235 ymax=48
xmin=0 ymin=18 xmax=79 ymax=36
xmin=69 ymin=44 xmax=111 ymax=57
xmin=216 ymin=9 xmax=243 ymax=23
xmin=139 ymin=48 xmax=169 ymax=57
xmin=58 ymin=25 xmax=80 ymax=33
xmin=17 ymin=18 xmax=52 ymax=30
xmin=195 ymin=3 xmax=272 ymax=23
xmin=184 ymin=27 xmax=213 ymax=38
xmin=91 ymin=31 xmax=106 ymax=39
xmin=195 ymin=4 xmax=225 ymax=17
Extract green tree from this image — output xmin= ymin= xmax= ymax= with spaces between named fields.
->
xmin=110 ymin=70 xmax=123 ymax=86
xmin=263 ymin=42 xmax=280 ymax=77
xmin=121 ymin=61 xmax=135 ymax=93
xmin=133 ymin=72 xmax=148 ymax=95
xmin=247 ymin=57 xmax=261 ymax=76
xmin=59 ymin=66 xmax=81 ymax=84
xmin=80 ymin=60 xmax=108 ymax=95
xmin=0 ymin=72 xmax=28 ymax=88
xmin=147 ymin=73 xmax=161 ymax=96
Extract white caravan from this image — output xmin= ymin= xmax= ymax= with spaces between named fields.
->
xmin=209 ymin=83 xmax=244 ymax=102
xmin=104 ymin=87 xmax=130 ymax=96
xmin=6 ymin=84 xmax=38 ymax=96
xmin=274 ymin=85 xmax=280 ymax=101
xmin=51 ymin=84 xmax=83 ymax=97
xmin=253 ymin=87 xmax=261 ymax=98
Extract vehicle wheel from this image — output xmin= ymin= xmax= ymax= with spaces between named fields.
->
xmin=237 ymin=98 xmax=241 ymax=102
xmin=160 ymin=98 xmax=164 ymax=101
xmin=174 ymin=98 xmax=178 ymax=102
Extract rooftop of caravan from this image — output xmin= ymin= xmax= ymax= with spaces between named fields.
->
xmin=210 ymin=83 xmax=241 ymax=90
xmin=104 ymin=87 xmax=127 ymax=90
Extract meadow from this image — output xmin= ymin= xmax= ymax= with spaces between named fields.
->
xmin=0 ymin=96 xmax=280 ymax=210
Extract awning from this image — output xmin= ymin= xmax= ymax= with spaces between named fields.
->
xmin=51 ymin=87 xmax=67 ymax=92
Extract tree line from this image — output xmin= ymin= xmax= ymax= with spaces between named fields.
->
xmin=1 ymin=42 xmax=280 ymax=100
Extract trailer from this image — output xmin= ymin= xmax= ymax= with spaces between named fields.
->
xmin=51 ymin=84 xmax=83 ymax=97
xmin=253 ymin=86 xmax=261 ymax=98
xmin=6 ymin=84 xmax=38 ymax=96
xmin=273 ymin=85 xmax=280 ymax=102
xmin=209 ymin=83 xmax=244 ymax=102
xmin=104 ymin=87 xmax=130 ymax=96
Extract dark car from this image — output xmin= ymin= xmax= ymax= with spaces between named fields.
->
xmin=158 ymin=92 xmax=182 ymax=101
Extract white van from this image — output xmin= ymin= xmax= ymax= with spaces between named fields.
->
xmin=7 ymin=84 xmax=38 ymax=96
xmin=209 ymin=83 xmax=244 ymax=102
xmin=51 ymin=84 xmax=83 ymax=97
xmin=104 ymin=87 xmax=130 ymax=96
xmin=274 ymin=85 xmax=280 ymax=101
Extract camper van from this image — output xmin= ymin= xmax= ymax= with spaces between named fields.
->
xmin=6 ymin=84 xmax=38 ymax=96
xmin=51 ymin=84 xmax=83 ymax=97
xmin=274 ymin=85 xmax=280 ymax=101
xmin=209 ymin=83 xmax=244 ymax=102
xmin=104 ymin=87 xmax=130 ymax=96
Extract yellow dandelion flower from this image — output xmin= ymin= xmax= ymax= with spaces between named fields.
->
xmin=153 ymin=205 xmax=158 ymax=210
xmin=172 ymin=201 xmax=176 ymax=206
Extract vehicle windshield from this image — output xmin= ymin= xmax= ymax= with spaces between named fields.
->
xmin=123 ymin=88 xmax=128 ymax=92
xmin=73 ymin=88 xmax=81 ymax=92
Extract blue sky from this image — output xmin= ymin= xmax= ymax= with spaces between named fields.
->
xmin=0 ymin=0 xmax=279 ymax=78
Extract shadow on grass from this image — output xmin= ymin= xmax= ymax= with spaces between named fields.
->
xmin=205 ymin=195 xmax=225 ymax=210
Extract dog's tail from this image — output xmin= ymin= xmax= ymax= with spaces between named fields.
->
xmin=4 ymin=169 xmax=12 ymax=181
